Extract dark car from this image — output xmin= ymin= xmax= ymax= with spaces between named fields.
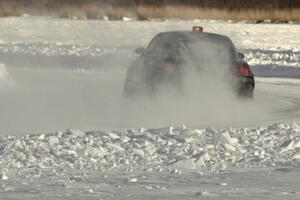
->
xmin=124 ymin=27 xmax=255 ymax=98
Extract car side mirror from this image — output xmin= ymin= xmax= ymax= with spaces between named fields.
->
xmin=135 ymin=47 xmax=146 ymax=55
xmin=238 ymin=52 xmax=245 ymax=59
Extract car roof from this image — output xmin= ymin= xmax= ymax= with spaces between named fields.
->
xmin=147 ymin=31 xmax=238 ymax=61
xmin=151 ymin=31 xmax=234 ymax=46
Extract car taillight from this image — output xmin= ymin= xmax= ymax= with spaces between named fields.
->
xmin=239 ymin=65 xmax=253 ymax=76
xmin=163 ymin=63 xmax=174 ymax=73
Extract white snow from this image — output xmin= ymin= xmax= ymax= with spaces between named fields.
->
xmin=0 ymin=17 xmax=299 ymax=76
xmin=0 ymin=123 xmax=300 ymax=199
xmin=0 ymin=123 xmax=299 ymax=174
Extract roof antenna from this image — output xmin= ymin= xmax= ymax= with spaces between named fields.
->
xmin=192 ymin=26 xmax=203 ymax=32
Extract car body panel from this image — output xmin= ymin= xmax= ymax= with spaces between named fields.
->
xmin=124 ymin=31 xmax=255 ymax=98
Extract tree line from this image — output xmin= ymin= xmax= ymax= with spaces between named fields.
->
xmin=3 ymin=0 xmax=300 ymax=9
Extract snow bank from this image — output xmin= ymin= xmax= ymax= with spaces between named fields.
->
xmin=1 ymin=123 xmax=299 ymax=177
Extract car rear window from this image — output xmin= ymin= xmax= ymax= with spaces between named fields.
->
xmin=148 ymin=32 xmax=237 ymax=63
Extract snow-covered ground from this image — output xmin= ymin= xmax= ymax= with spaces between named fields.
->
xmin=0 ymin=17 xmax=300 ymax=75
xmin=0 ymin=17 xmax=300 ymax=199
xmin=1 ymin=123 xmax=300 ymax=199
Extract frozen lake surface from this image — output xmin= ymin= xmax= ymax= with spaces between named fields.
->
xmin=0 ymin=17 xmax=300 ymax=199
